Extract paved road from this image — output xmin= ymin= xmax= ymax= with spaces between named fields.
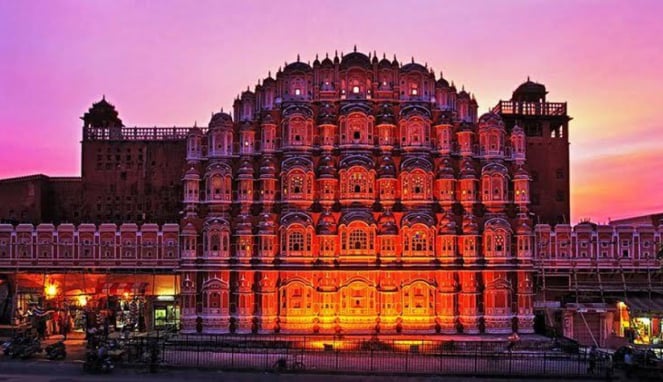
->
xmin=0 ymin=362 xmax=606 ymax=382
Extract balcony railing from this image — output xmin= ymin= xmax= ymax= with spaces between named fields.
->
xmin=492 ymin=101 xmax=567 ymax=116
xmin=84 ymin=126 xmax=205 ymax=141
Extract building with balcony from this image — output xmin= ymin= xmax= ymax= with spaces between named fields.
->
xmin=0 ymin=48 xmax=584 ymax=337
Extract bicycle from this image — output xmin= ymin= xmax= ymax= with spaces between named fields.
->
xmin=273 ymin=355 xmax=305 ymax=372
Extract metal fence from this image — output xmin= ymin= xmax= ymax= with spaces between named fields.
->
xmin=120 ymin=334 xmax=612 ymax=378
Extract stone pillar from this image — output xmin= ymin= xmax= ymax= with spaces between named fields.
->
xmin=563 ymin=310 xmax=574 ymax=339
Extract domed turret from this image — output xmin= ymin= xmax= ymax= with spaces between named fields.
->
xmin=317 ymin=154 xmax=337 ymax=178
xmin=462 ymin=212 xmax=478 ymax=234
xmin=460 ymin=159 xmax=476 ymax=178
xmin=340 ymin=49 xmax=371 ymax=70
xmin=436 ymin=73 xmax=450 ymax=88
xmin=320 ymin=53 xmax=333 ymax=67
xmin=316 ymin=210 xmax=337 ymax=235
xmin=317 ymin=103 xmax=337 ymax=125
xmin=377 ymin=154 xmax=396 ymax=178
xmin=401 ymin=59 xmax=428 ymax=73
xmin=376 ymin=103 xmax=396 ymax=125
xmin=183 ymin=166 xmax=200 ymax=181
xmin=437 ymin=158 xmax=455 ymax=179
xmin=237 ymin=159 xmax=254 ymax=177
xmin=378 ymin=54 xmax=392 ymax=68
xmin=378 ymin=210 xmax=398 ymax=235
xmin=82 ymin=96 xmax=123 ymax=128
xmin=437 ymin=210 xmax=457 ymax=234
xmin=259 ymin=156 xmax=277 ymax=178
xmin=478 ymin=112 xmax=505 ymax=131
xmin=234 ymin=213 xmax=253 ymax=234
xmin=209 ymin=111 xmax=233 ymax=129
xmin=512 ymin=77 xmax=547 ymax=102
xmin=283 ymin=60 xmax=312 ymax=73
xmin=258 ymin=212 xmax=276 ymax=234
xmin=516 ymin=215 xmax=532 ymax=235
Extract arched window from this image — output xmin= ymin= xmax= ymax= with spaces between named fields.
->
xmin=289 ymin=232 xmax=303 ymax=252
xmin=483 ymin=222 xmax=511 ymax=258
xmin=403 ymin=171 xmax=431 ymax=201
xmin=349 ymin=229 xmax=367 ymax=251
xmin=340 ymin=167 xmax=374 ymax=201
xmin=403 ymin=282 xmax=434 ymax=316
xmin=290 ymin=77 xmax=305 ymax=98
xmin=212 ymin=176 xmax=222 ymax=199
xmin=287 ymin=116 xmax=307 ymax=146
xmin=210 ymin=233 xmax=220 ymax=251
xmin=403 ymin=226 xmax=433 ymax=257
xmin=343 ymin=113 xmax=370 ymax=145
xmin=412 ymin=231 xmax=426 ymax=251
xmin=283 ymin=283 xmax=313 ymax=316
xmin=284 ymin=226 xmax=312 ymax=257
xmin=340 ymin=282 xmax=374 ymax=316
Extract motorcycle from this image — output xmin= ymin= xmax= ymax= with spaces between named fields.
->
xmin=45 ymin=340 xmax=67 ymax=360
xmin=17 ymin=337 xmax=42 ymax=359
xmin=3 ymin=333 xmax=28 ymax=357
xmin=83 ymin=345 xmax=114 ymax=373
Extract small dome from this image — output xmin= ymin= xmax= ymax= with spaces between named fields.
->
xmin=457 ymin=89 xmax=470 ymax=99
xmin=187 ymin=125 xmax=203 ymax=137
xmin=240 ymin=90 xmax=255 ymax=100
xmin=434 ymin=111 xmax=453 ymax=125
xmin=317 ymin=155 xmax=337 ymax=178
xmin=436 ymin=158 xmax=455 ymax=179
xmin=378 ymin=210 xmax=398 ymax=235
xmin=401 ymin=61 xmax=428 ymax=73
xmin=376 ymin=103 xmax=396 ymax=125
xmin=317 ymin=103 xmax=337 ymax=125
xmin=378 ymin=56 xmax=392 ymax=68
xmin=478 ymin=112 xmax=505 ymax=130
xmin=516 ymin=217 xmax=532 ymax=235
xmin=460 ymin=159 xmax=476 ymax=178
xmin=209 ymin=111 xmax=233 ymax=128
xmin=237 ymin=159 xmax=254 ymax=177
xmin=262 ymin=75 xmax=276 ymax=86
xmin=283 ymin=61 xmax=312 ymax=73
xmin=82 ymin=96 xmax=123 ymax=128
xmin=436 ymin=73 xmax=450 ymax=88
xmin=513 ymin=78 xmax=547 ymax=102
xmin=377 ymin=155 xmax=396 ymax=178
xmin=259 ymin=157 xmax=277 ymax=177
xmin=514 ymin=165 xmax=529 ymax=179
xmin=234 ymin=213 xmax=252 ymax=234
xmin=183 ymin=167 xmax=200 ymax=181
xmin=511 ymin=124 xmax=524 ymax=135
xmin=258 ymin=212 xmax=276 ymax=234
xmin=320 ymin=55 xmax=334 ymax=67
xmin=316 ymin=210 xmax=337 ymax=235
xmin=340 ymin=51 xmax=371 ymax=70
xmin=437 ymin=210 xmax=457 ymax=234
xmin=462 ymin=213 xmax=478 ymax=234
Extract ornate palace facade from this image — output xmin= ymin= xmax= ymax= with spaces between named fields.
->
xmin=1 ymin=48 xmax=583 ymax=336
xmin=178 ymin=49 xmax=536 ymax=334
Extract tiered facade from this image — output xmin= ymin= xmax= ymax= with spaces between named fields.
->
xmin=178 ymin=50 xmax=535 ymax=334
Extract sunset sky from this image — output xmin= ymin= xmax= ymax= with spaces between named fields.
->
xmin=1 ymin=0 xmax=662 ymax=224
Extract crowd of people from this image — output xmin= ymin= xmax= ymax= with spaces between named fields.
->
xmin=13 ymin=305 xmax=71 ymax=340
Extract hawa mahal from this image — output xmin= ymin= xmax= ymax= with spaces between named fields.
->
xmin=1 ymin=48 xmax=579 ymax=336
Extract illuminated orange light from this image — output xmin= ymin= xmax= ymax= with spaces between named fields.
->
xmin=45 ymin=283 xmax=58 ymax=298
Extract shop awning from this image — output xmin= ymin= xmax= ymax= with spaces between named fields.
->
xmin=626 ymin=295 xmax=663 ymax=314
xmin=101 ymin=282 xmax=148 ymax=296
